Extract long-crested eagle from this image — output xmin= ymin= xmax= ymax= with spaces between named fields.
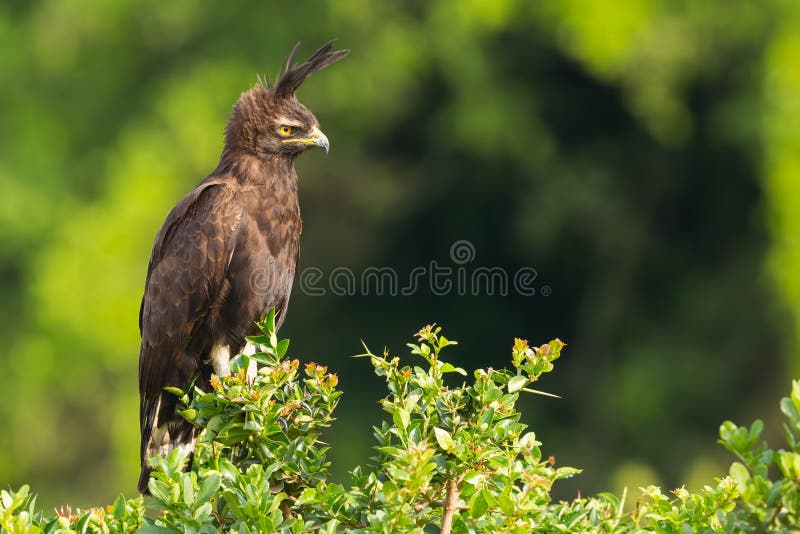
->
xmin=137 ymin=41 xmax=348 ymax=493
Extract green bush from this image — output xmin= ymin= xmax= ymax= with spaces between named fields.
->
xmin=2 ymin=313 xmax=799 ymax=532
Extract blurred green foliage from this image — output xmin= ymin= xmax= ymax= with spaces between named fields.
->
xmin=0 ymin=0 xmax=799 ymax=510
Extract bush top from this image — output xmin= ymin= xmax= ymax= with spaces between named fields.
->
xmin=2 ymin=314 xmax=799 ymax=532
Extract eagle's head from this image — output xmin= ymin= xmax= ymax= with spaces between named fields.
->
xmin=224 ymin=41 xmax=348 ymax=159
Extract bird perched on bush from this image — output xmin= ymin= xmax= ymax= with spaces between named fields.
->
xmin=137 ymin=41 xmax=348 ymax=493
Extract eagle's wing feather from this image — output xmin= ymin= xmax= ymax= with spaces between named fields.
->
xmin=137 ymin=178 xmax=240 ymax=492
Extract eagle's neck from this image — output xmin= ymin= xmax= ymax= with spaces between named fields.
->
xmin=216 ymin=153 xmax=300 ymax=231
xmin=218 ymin=152 xmax=297 ymax=189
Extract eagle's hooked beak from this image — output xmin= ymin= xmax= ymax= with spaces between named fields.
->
xmin=308 ymin=126 xmax=330 ymax=154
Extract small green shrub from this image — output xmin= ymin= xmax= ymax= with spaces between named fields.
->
xmin=2 ymin=312 xmax=799 ymax=532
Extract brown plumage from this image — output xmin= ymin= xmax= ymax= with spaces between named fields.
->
xmin=137 ymin=41 xmax=348 ymax=493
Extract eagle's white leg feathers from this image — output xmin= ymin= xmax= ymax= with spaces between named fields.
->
xmin=210 ymin=342 xmax=258 ymax=380
xmin=146 ymin=395 xmax=196 ymax=461
xmin=172 ymin=440 xmax=196 ymax=458
xmin=147 ymin=396 xmax=166 ymax=459
xmin=210 ymin=343 xmax=232 ymax=376
xmin=147 ymin=342 xmax=256 ymax=463
xmin=242 ymin=341 xmax=259 ymax=383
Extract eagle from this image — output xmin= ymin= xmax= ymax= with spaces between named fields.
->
xmin=137 ymin=41 xmax=348 ymax=493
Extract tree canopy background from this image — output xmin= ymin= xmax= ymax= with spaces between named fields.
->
xmin=1 ymin=0 xmax=799 ymax=508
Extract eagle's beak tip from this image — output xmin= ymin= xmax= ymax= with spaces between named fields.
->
xmin=311 ymin=126 xmax=330 ymax=154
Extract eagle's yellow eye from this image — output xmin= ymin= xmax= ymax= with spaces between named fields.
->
xmin=278 ymin=125 xmax=294 ymax=137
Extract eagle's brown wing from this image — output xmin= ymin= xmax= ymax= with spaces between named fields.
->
xmin=138 ymin=178 xmax=240 ymax=492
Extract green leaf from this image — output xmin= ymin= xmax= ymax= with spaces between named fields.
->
xmin=182 ymin=475 xmax=195 ymax=506
xmin=112 ymin=494 xmax=126 ymax=519
xmin=75 ymin=514 xmax=90 ymax=532
xmin=243 ymin=419 xmax=263 ymax=431
xmin=508 ymin=375 xmax=527 ymax=393
xmin=792 ymin=379 xmax=800 ymax=412
xmin=205 ymin=415 xmax=225 ymax=434
xmin=276 ymin=338 xmax=290 ymax=358
xmin=162 ymin=386 xmax=189 ymax=405
xmin=498 ymin=493 xmax=515 ymax=516
xmin=193 ymin=501 xmax=212 ymax=520
xmin=393 ymin=407 xmax=410 ymax=430
xmin=781 ymin=397 xmax=800 ymax=425
xmin=177 ymin=408 xmax=197 ymax=423
xmin=483 ymin=385 xmax=502 ymax=403
xmin=463 ymin=470 xmax=483 ymax=486
xmin=729 ymin=462 xmax=750 ymax=492
xmin=1 ymin=489 xmax=12 ymax=509
xmin=404 ymin=389 xmax=423 ymax=412
xmin=749 ymin=419 xmax=764 ymax=442
xmin=148 ymin=479 xmax=170 ymax=503
xmin=197 ymin=472 xmax=219 ymax=504
xmin=434 ymin=427 xmax=454 ymax=451
xmin=137 ymin=526 xmax=177 ymax=534
xmin=264 ymin=308 xmax=276 ymax=333
xmin=245 ymin=334 xmax=270 ymax=346
xmin=719 ymin=421 xmax=738 ymax=446
xmin=470 ymin=490 xmax=489 ymax=518
xmin=440 ymin=362 xmax=467 ymax=375
xmin=555 ymin=466 xmax=582 ymax=480
xmin=230 ymin=353 xmax=250 ymax=374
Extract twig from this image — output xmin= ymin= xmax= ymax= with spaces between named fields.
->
xmin=280 ymin=498 xmax=293 ymax=520
xmin=415 ymin=499 xmax=469 ymax=512
xmin=440 ymin=478 xmax=459 ymax=534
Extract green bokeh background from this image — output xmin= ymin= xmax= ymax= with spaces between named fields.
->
xmin=1 ymin=0 xmax=799 ymax=508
